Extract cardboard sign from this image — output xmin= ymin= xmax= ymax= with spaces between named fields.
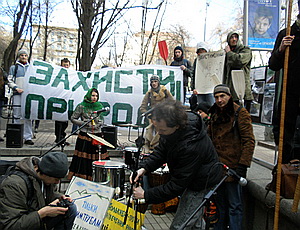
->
xmin=102 ymin=199 xmax=145 ymax=230
xmin=66 ymin=176 xmax=115 ymax=230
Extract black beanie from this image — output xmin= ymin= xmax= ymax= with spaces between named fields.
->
xmin=38 ymin=152 xmax=68 ymax=178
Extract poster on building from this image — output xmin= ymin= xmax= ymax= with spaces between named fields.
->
xmin=261 ymin=83 xmax=276 ymax=124
xmin=21 ymin=60 xmax=183 ymax=126
xmin=194 ymin=50 xmax=225 ymax=94
xmin=65 ymin=176 xmax=115 ymax=230
xmin=248 ymin=0 xmax=280 ymax=50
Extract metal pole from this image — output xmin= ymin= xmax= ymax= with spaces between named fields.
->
xmin=204 ymin=1 xmax=209 ymax=42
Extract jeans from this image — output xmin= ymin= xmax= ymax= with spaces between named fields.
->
xmin=213 ymin=182 xmax=243 ymax=230
xmin=170 ymin=188 xmax=207 ymax=230
xmin=45 ymin=203 xmax=77 ymax=230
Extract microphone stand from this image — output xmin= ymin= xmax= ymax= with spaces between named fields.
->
xmin=41 ymin=112 xmax=102 ymax=157
xmin=178 ymin=168 xmax=236 ymax=230
xmin=123 ymin=116 xmax=146 ymax=230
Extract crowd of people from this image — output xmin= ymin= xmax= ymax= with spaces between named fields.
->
xmin=1 ymin=8 xmax=300 ymax=228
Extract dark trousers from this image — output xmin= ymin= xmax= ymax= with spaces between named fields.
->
xmin=273 ymin=92 xmax=300 ymax=163
xmin=55 ymin=121 xmax=68 ymax=144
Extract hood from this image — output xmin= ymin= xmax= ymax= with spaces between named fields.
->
xmin=16 ymin=156 xmax=40 ymax=180
xmin=173 ymin=46 xmax=184 ymax=61
xmin=227 ymin=31 xmax=242 ymax=49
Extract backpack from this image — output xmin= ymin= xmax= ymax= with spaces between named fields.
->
xmin=0 ymin=160 xmax=34 ymax=207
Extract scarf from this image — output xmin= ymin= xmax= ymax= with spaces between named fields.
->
xmin=79 ymin=88 xmax=104 ymax=116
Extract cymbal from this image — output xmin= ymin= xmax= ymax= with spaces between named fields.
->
xmin=114 ymin=123 xmax=139 ymax=128
xmin=87 ymin=133 xmax=115 ymax=148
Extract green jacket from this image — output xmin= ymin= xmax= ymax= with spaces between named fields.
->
xmin=223 ymin=31 xmax=253 ymax=101
xmin=0 ymin=157 xmax=61 ymax=230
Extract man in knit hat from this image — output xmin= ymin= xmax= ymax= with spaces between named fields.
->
xmin=170 ymin=46 xmax=193 ymax=101
xmin=0 ymin=152 xmax=77 ymax=229
xmin=140 ymin=74 xmax=174 ymax=115
xmin=269 ymin=2 xmax=300 ymax=164
xmin=7 ymin=49 xmax=34 ymax=145
xmin=207 ymin=84 xmax=255 ymax=230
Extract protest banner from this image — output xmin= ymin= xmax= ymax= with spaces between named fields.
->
xmin=102 ymin=199 xmax=145 ymax=230
xmin=21 ymin=60 xmax=183 ymax=126
xmin=66 ymin=176 xmax=115 ymax=230
xmin=194 ymin=50 xmax=225 ymax=94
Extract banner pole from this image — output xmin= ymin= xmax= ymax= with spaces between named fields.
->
xmin=273 ymin=0 xmax=293 ymax=229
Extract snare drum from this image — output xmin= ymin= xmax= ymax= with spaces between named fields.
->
xmin=93 ymin=160 xmax=126 ymax=198
xmin=124 ymin=147 xmax=138 ymax=167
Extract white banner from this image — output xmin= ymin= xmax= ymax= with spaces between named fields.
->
xmin=194 ymin=50 xmax=225 ymax=94
xmin=21 ymin=60 xmax=183 ymax=126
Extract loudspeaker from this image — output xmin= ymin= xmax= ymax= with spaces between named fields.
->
xmin=6 ymin=124 xmax=24 ymax=148
xmin=102 ymin=126 xmax=117 ymax=149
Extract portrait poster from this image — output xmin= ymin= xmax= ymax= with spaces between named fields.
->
xmin=248 ymin=0 xmax=280 ymax=50
xmin=261 ymin=83 xmax=276 ymax=124
xmin=194 ymin=50 xmax=225 ymax=94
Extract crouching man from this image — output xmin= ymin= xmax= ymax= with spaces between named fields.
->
xmin=0 ymin=152 xmax=77 ymax=230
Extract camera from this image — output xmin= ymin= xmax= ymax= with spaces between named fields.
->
xmin=56 ymin=199 xmax=72 ymax=208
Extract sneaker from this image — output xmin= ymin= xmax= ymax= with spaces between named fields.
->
xmin=64 ymin=141 xmax=70 ymax=146
xmin=34 ymin=130 xmax=38 ymax=133
xmin=0 ymin=137 xmax=4 ymax=142
xmin=24 ymin=140 xmax=34 ymax=145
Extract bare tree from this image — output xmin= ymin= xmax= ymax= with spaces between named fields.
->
xmin=2 ymin=0 xmax=33 ymax=72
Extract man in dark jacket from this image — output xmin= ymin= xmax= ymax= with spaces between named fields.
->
xmin=170 ymin=46 xmax=193 ymax=101
xmin=0 ymin=152 xmax=76 ymax=230
xmin=269 ymin=11 xmax=300 ymax=163
xmin=132 ymin=100 xmax=222 ymax=229
xmin=207 ymin=84 xmax=255 ymax=230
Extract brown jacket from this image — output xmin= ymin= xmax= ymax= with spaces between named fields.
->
xmin=207 ymin=100 xmax=255 ymax=169
xmin=140 ymin=85 xmax=173 ymax=114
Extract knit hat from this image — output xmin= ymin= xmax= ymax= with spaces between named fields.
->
xmin=196 ymin=42 xmax=209 ymax=53
xmin=213 ymin=84 xmax=231 ymax=96
xmin=150 ymin=74 xmax=160 ymax=88
xmin=174 ymin=46 xmax=183 ymax=53
xmin=38 ymin=152 xmax=68 ymax=178
xmin=17 ymin=50 xmax=28 ymax=57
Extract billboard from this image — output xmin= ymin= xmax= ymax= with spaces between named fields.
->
xmin=248 ymin=0 xmax=280 ymax=50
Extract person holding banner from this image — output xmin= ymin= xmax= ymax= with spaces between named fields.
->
xmin=269 ymin=9 xmax=300 ymax=163
xmin=223 ymin=32 xmax=253 ymax=112
xmin=7 ymin=50 xmax=34 ymax=145
xmin=131 ymin=100 xmax=222 ymax=229
xmin=170 ymin=46 xmax=193 ymax=100
xmin=67 ymin=88 xmax=109 ymax=181
xmin=54 ymin=58 xmax=71 ymax=147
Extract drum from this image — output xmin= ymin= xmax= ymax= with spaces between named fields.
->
xmin=148 ymin=166 xmax=179 ymax=214
xmin=124 ymin=147 xmax=138 ymax=168
xmin=93 ymin=160 xmax=126 ymax=198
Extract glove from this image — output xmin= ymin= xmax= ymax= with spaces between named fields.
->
xmin=235 ymin=164 xmax=248 ymax=178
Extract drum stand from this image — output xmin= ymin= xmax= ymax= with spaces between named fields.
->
xmin=123 ymin=120 xmax=146 ymax=229
xmin=41 ymin=113 xmax=102 ymax=156
xmin=178 ymin=167 xmax=236 ymax=230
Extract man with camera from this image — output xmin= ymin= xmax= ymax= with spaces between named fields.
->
xmin=0 ymin=152 xmax=77 ymax=230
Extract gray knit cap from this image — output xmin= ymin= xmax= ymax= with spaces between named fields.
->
xmin=213 ymin=84 xmax=231 ymax=96
xmin=38 ymin=152 xmax=68 ymax=178
xmin=17 ymin=50 xmax=28 ymax=57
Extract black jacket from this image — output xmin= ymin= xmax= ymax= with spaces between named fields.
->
xmin=140 ymin=112 xmax=222 ymax=204
xmin=269 ymin=20 xmax=300 ymax=95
